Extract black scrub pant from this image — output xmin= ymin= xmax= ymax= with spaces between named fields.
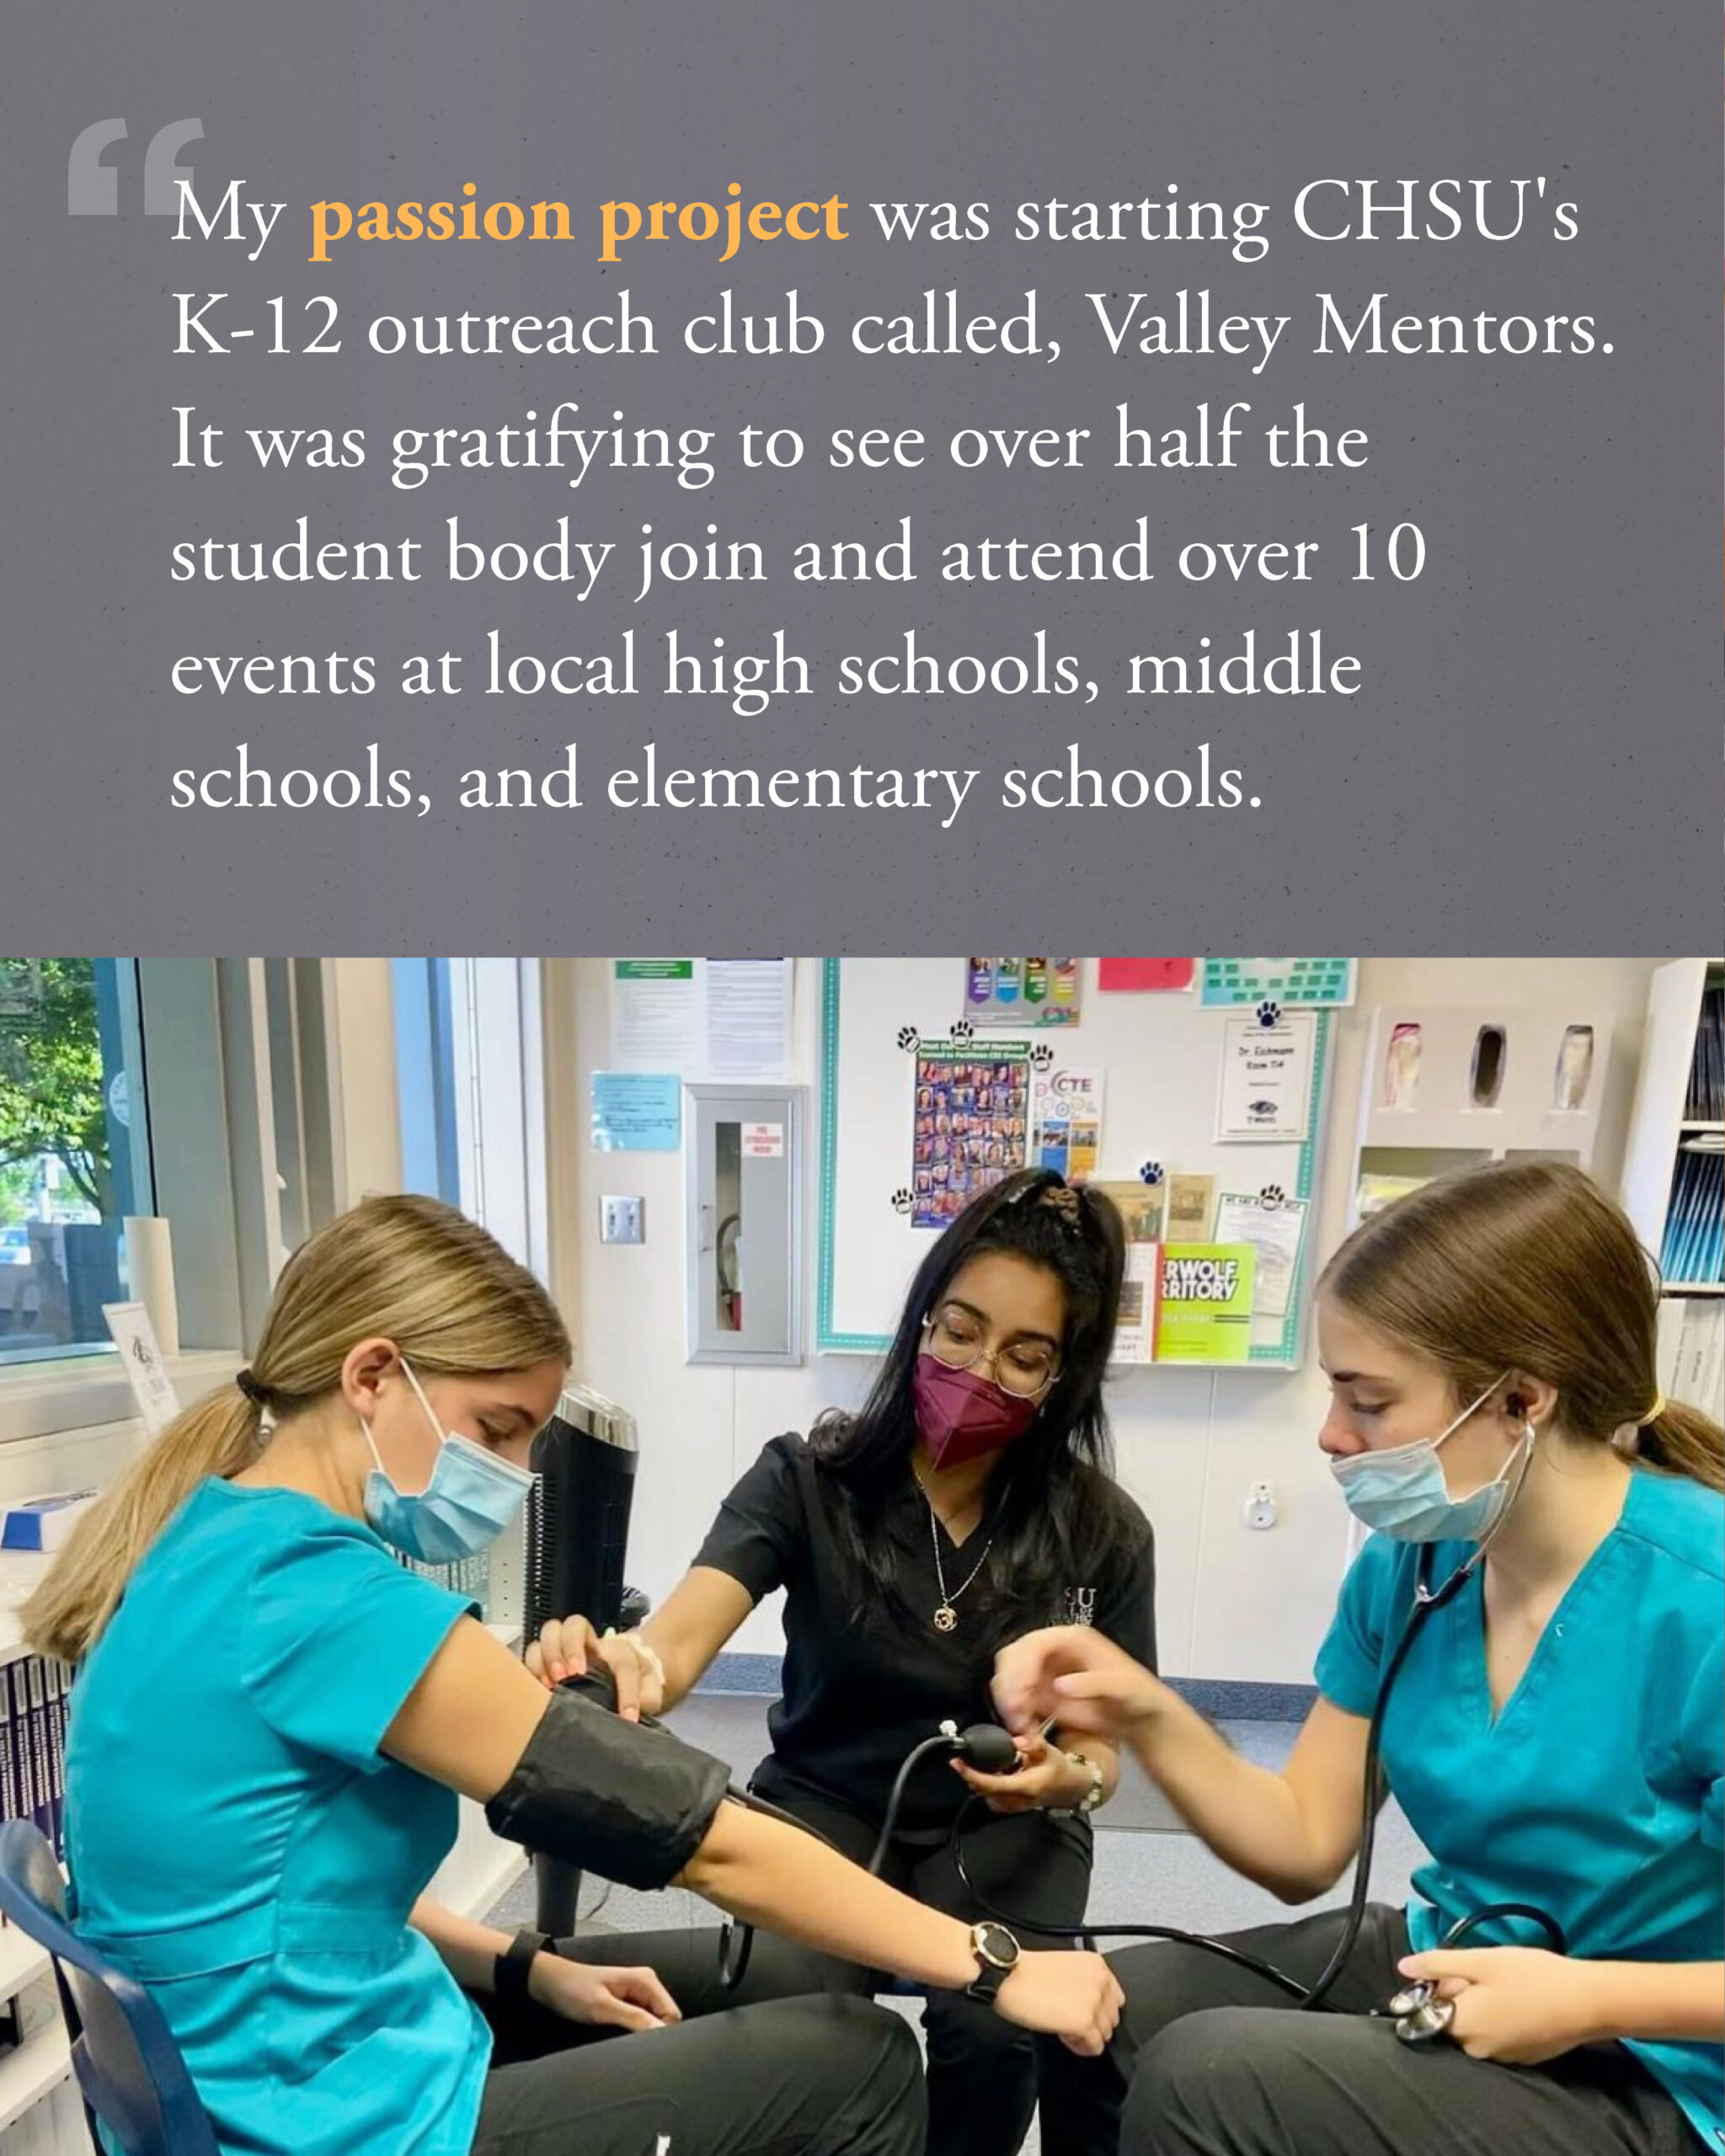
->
xmin=1034 ymin=1903 xmax=1696 ymax=2156
xmin=470 ymin=1928 xmax=924 ymax=2156
xmin=755 ymin=1773 xmax=1094 ymax=2156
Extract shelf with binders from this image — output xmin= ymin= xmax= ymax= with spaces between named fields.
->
xmin=1658 ymin=1150 xmax=1724 ymax=1289
xmin=1624 ymin=960 xmax=1725 ymax=1404
xmin=1622 ymin=963 xmax=1725 ymax=1274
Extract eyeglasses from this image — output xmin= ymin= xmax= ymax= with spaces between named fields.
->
xmin=923 ymin=1306 xmax=1059 ymax=1399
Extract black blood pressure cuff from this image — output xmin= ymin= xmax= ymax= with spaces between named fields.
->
xmin=484 ymin=1684 xmax=733 ymax=1892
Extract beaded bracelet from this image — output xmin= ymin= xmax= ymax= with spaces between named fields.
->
xmin=1050 ymin=1751 xmax=1106 ymax=1817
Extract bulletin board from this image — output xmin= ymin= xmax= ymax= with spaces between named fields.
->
xmin=815 ymin=958 xmax=1337 ymax=1365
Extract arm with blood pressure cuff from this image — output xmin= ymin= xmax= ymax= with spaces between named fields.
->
xmin=500 ymin=1641 xmax=1541 ymax=2045
xmin=474 ymin=1664 xmax=1065 ymax=2018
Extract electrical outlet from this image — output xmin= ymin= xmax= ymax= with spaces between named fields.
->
xmin=1243 ymin=1481 xmax=1279 ymax=1530
xmin=600 ymin=1195 xmax=644 ymax=1246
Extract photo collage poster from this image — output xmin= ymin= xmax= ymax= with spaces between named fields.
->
xmin=911 ymin=1042 xmax=1032 ymax=1227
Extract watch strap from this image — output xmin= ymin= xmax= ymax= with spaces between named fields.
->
xmin=494 ymin=1927 xmax=552 ymax=2002
xmin=964 ymin=1957 xmax=1012 ymax=2005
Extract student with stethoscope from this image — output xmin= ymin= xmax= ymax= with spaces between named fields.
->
xmin=987 ymin=1161 xmax=1723 ymax=2156
xmin=533 ymin=1169 xmax=1158 ymax=2156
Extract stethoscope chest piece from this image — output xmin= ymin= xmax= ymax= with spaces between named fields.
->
xmin=1387 ymin=1980 xmax=1455 ymax=2045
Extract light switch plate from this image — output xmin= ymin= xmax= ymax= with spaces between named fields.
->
xmin=600 ymin=1195 xmax=644 ymax=1245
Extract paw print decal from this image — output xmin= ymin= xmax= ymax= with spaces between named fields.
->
xmin=889 ymin=1187 xmax=915 ymax=1214
xmin=1259 ymin=1183 xmax=1286 ymax=1208
xmin=1256 ymin=1000 xmax=1281 ymax=1028
xmin=951 ymin=1017 xmax=976 ymax=1043
xmin=1140 ymin=1161 xmax=1163 ymax=1186
xmin=1028 ymin=1042 xmax=1055 ymax=1069
xmin=896 ymin=1026 xmax=920 ymax=1053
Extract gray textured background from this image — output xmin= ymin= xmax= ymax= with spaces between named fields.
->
xmin=5 ymin=3 xmax=1718 ymax=953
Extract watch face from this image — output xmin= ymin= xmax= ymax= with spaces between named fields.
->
xmin=975 ymin=1922 xmax=1019 ymax=1969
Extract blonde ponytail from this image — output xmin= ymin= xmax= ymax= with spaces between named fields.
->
xmin=24 ymin=1386 xmax=263 ymax=1666
xmin=23 ymin=1192 xmax=569 ymax=1669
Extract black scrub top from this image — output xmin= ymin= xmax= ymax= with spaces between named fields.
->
xmin=693 ymin=1432 xmax=1158 ymax=1829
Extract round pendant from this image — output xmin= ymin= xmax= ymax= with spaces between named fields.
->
xmin=933 ymin=1605 xmax=958 ymax=1633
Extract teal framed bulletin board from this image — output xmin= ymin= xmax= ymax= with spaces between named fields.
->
xmin=816 ymin=958 xmax=1335 ymax=1364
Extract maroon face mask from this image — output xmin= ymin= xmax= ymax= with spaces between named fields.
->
xmin=912 ymin=1353 xmax=1042 ymax=1470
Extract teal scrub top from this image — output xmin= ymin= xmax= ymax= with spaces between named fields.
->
xmin=1315 ymin=1467 xmax=1724 ymax=2148
xmin=64 ymin=1477 xmax=491 ymax=2156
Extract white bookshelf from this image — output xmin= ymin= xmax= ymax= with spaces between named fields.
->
xmin=0 ymin=1940 xmax=46 ymax=2009
xmin=1622 ymin=960 xmax=1725 ymax=1262
xmin=0 ymin=2025 xmax=70 ymax=2143
xmin=0 ymin=1912 xmax=73 ymax=2156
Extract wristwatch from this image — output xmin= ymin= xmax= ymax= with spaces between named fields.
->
xmin=964 ymin=1920 xmax=1021 ymax=2005
xmin=494 ymin=1927 xmax=553 ymax=2003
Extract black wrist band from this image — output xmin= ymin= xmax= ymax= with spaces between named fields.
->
xmin=494 ymin=1928 xmax=552 ymax=2002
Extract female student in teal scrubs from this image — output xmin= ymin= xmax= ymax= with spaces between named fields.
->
xmin=29 ymin=1194 xmax=1119 ymax=2156
xmin=991 ymin=1161 xmax=1724 ymax=2156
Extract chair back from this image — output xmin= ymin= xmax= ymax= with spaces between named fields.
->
xmin=0 ymin=1820 xmax=221 ymax=2156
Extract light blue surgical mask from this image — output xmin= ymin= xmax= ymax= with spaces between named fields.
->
xmin=359 ymin=1359 xmax=534 ymax=1565
xmin=1330 ymin=1373 xmax=1535 ymax=1544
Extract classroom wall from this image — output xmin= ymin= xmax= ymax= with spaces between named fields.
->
xmin=559 ymin=957 xmax=1668 ymax=1684
xmin=330 ymin=957 xmax=404 ymax=1203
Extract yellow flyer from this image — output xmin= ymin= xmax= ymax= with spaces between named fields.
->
xmin=1151 ymin=1243 xmax=1257 ymax=1363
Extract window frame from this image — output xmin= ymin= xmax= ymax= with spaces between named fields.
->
xmin=0 ymin=958 xmax=348 ymax=1446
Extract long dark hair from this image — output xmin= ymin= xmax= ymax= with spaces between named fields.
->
xmin=808 ymin=1167 xmax=1141 ymax=1644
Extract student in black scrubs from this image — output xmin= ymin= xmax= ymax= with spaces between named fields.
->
xmin=533 ymin=1169 xmax=1158 ymax=2156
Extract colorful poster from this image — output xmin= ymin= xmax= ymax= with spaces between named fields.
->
xmin=1213 ymin=1193 xmax=1308 ymax=1321
xmin=964 ymin=958 xmax=1083 ymax=1028
xmin=1200 ymin=958 xmax=1356 ymax=1009
xmin=1151 ymin=1245 xmax=1257 ymax=1363
xmin=1217 ymin=1011 xmax=1317 ymax=1142
xmin=1031 ymin=1065 xmax=1104 ymax=1181
xmin=911 ymin=1041 xmax=1031 ymax=1227
xmin=1098 ymin=958 xmax=1193 ymax=993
